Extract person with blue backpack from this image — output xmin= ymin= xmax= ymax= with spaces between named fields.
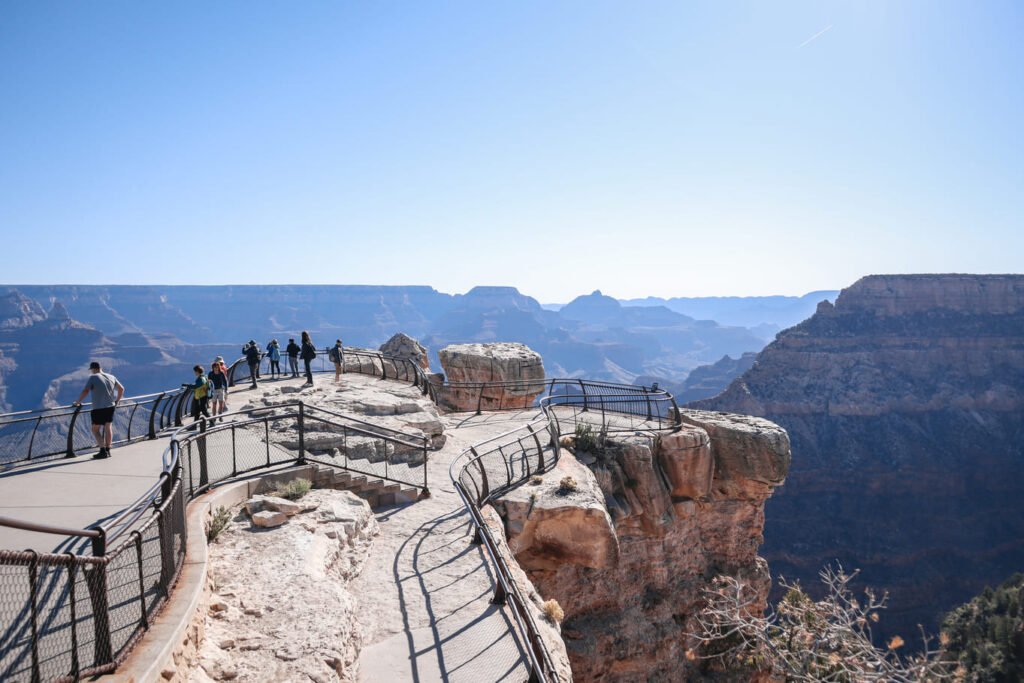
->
xmin=267 ymin=339 xmax=282 ymax=379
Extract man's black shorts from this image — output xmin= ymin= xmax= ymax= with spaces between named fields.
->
xmin=91 ymin=407 xmax=115 ymax=426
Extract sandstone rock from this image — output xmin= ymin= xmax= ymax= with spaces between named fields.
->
xmin=245 ymin=495 xmax=302 ymax=517
xmin=495 ymin=414 xmax=790 ymax=680
xmin=160 ymin=667 xmax=176 ymax=680
xmin=251 ymin=510 xmax=287 ymax=528
xmin=436 ymin=342 xmax=546 ymax=412
xmin=217 ymin=638 xmax=235 ymax=650
xmin=379 ymin=332 xmax=430 ymax=370
xmin=209 ymin=599 xmax=228 ymax=613
xmin=657 ymin=428 xmax=713 ymax=499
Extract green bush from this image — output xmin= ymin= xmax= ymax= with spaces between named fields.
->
xmin=206 ymin=506 xmax=232 ymax=542
xmin=574 ymin=423 xmax=600 ymax=453
xmin=276 ymin=477 xmax=312 ymax=501
xmin=942 ymin=572 xmax=1024 ymax=682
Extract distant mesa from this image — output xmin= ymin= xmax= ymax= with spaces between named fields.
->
xmin=696 ymin=273 xmax=1024 ymax=642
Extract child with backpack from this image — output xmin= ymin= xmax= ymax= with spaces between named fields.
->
xmin=184 ymin=365 xmax=211 ymax=422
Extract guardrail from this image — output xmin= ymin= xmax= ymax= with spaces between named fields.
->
xmin=0 ymin=344 xmax=682 ymax=683
xmin=0 ymin=397 xmax=429 ymax=682
xmin=0 ymin=390 xmax=190 ymax=468
xmin=449 ymin=382 xmax=681 ymax=683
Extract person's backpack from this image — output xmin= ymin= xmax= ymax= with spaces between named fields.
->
xmin=195 ymin=377 xmax=209 ymax=400
xmin=328 ymin=346 xmax=340 ymax=363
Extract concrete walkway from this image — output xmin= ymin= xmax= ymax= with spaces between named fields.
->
xmin=356 ymin=409 xmax=538 ymax=683
xmin=0 ymin=374 xmax=327 ymax=553
xmin=0 ymin=374 xmax=542 ymax=682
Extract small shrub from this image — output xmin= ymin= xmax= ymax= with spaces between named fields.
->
xmin=206 ymin=506 xmax=232 ymax=542
xmin=276 ymin=477 xmax=312 ymax=501
xmin=559 ymin=436 xmax=574 ymax=449
xmin=558 ymin=476 xmax=578 ymax=494
xmin=530 ymin=475 xmax=544 ymax=485
xmin=542 ymin=599 xmax=565 ymax=624
xmin=574 ymin=423 xmax=599 ymax=453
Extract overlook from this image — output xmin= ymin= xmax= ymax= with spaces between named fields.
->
xmin=0 ymin=336 xmax=789 ymax=682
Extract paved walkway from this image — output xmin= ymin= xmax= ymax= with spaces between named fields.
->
xmin=0 ymin=374 xmax=326 ymax=553
xmin=356 ymin=410 xmax=538 ymax=683
xmin=0 ymin=374 xmax=541 ymax=682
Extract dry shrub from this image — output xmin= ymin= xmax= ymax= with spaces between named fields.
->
xmin=558 ymin=476 xmax=578 ymax=494
xmin=543 ymin=599 xmax=565 ymax=624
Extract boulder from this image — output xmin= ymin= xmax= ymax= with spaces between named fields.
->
xmin=251 ymin=511 xmax=288 ymax=528
xmin=436 ymin=342 xmax=546 ymax=412
xmin=379 ymin=332 xmax=430 ymax=370
xmin=245 ymin=495 xmax=302 ymax=517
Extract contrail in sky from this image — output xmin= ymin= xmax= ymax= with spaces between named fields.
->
xmin=799 ymin=24 xmax=833 ymax=48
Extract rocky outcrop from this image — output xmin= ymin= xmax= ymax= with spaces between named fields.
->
xmin=196 ymin=489 xmax=377 ymax=682
xmin=436 ymin=342 xmax=546 ymax=412
xmin=674 ymin=352 xmax=758 ymax=404
xmin=378 ymin=332 xmax=430 ymax=370
xmin=696 ymin=273 xmax=1024 ymax=643
xmin=0 ymin=291 xmax=47 ymax=330
xmin=494 ymin=412 xmax=789 ymax=680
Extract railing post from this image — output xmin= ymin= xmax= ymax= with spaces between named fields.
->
xmin=127 ymin=402 xmax=140 ymax=441
xmin=157 ymin=507 xmax=175 ymax=591
xmin=198 ymin=418 xmax=209 ymax=488
xmin=27 ymin=415 xmax=42 ymax=461
xmin=297 ymin=403 xmax=306 ymax=465
xmin=379 ymin=353 xmax=388 ymax=380
xmin=67 ymin=404 xmax=83 ymax=458
xmin=340 ymin=345 xmax=346 ymax=374
xmin=27 ymin=550 xmax=41 ymax=683
xmin=85 ymin=554 xmax=113 ymax=666
xmin=421 ymin=438 xmax=430 ymax=498
xmin=476 ymin=385 xmax=485 ymax=415
xmin=134 ymin=531 xmax=149 ymax=629
xmin=66 ymin=557 xmax=80 ymax=679
xmin=578 ymin=380 xmax=589 ymax=412
xmin=149 ymin=393 xmax=165 ymax=439
xmin=491 ymin=578 xmax=508 ymax=606
xmin=231 ymin=424 xmax=237 ymax=477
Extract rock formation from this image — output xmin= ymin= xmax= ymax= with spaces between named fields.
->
xmin=696 ymin=274 xmax=1024 ymax=643
xmin=196 ymin=489 xmax=378 ymax=682
xmin=378 ymin=332 xmax=430 ymax=370
xmin=494 ymin=411 xmax=790 ymax=680
xmin=435 ymin=342 xmax=546 ymax=412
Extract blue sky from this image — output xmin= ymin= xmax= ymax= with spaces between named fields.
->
xmin=1 ymin=1 xmax=1021 ymax=301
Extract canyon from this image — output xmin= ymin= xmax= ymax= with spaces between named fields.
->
xmin=696 ymin=274 xmax=1024 ymax=643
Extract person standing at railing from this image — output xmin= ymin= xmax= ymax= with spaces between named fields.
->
xmin=184 ymin=365 xmax=211 ymax=422
xmin=209 ymin=360 xmax=228 ymax=422
xmin=286 ymin=338 xmax=301 ymax=378
xmin=243 ymin=340 xmax=261 ymax=389
xmin=267 ymin=339 xmax=282 ymax=379
xmin=300 ymin=331 xmax=317 ymax=385
xmin=329 ymin=339 xmax=344 ymax=383
xmin=71 ymin=361 xmax=125 ymax=459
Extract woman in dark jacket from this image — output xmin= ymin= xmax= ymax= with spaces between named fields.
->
xmin=300 ymin=331 xmax=317 ymax=385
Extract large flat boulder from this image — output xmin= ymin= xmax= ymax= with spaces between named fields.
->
xmin=436 ymin=342 xmax=546 ymax=412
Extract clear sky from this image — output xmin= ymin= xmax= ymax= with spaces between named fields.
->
xmin=1 ymin=2 xmax=1021 ymax=302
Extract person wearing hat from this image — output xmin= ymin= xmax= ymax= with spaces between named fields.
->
xmin=286 ymin=338 xmax=301 ymax=378
xmin=72 ymin=361 xmax=125 ymax=459
xmin=243 ymin=340 xmax=262 ymax=388
xmin=209 ymin=358 xmax=228 ymax=421
xmin=328 ymin=339 xmax=345 ymax=383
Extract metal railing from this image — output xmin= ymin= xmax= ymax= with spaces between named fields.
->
xmin=0 ymin=390 xmax=190 ymax=469
xmin=448 ymin=381 xmax=681 ymax=683
xmin=0 ymin=396 xmax=429 ymax=682
xmin=0 ymin=343 xmax=681 ymax=683
xmin=226 ymin=346 xmax=433 ymax=396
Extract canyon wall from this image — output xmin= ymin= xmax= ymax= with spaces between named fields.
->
xmin=494 ymin=411 xmax=790 ymax=680
xmin=696 ymin=274 xmax=1024 ymax=642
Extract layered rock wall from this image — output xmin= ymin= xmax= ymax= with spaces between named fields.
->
xmin=697 ymin=273 xmax=1024 ymax=642
xmin=494 ymin=412 xmax=789 ymax=680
